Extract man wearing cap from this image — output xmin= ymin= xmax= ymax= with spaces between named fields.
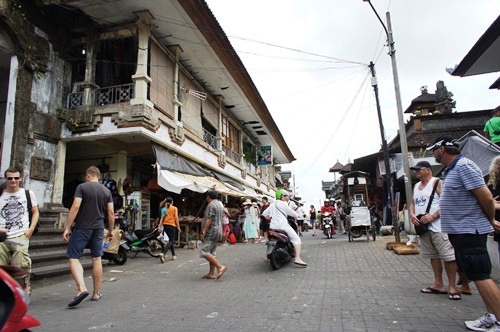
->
xmin=409 ymin=161 xmax=460 ymax=299
xmin=484 ymin=105 xmax=500 ymax=146
xmin=429 ymin=136 xmax=500 ymax=331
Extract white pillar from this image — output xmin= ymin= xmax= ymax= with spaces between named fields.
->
xmin=131 ymin=10 xmax=154 ymax=108
xmin=1 ymin=56 xmax=18 ymax=174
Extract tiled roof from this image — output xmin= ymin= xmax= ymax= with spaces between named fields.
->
xmin=329 ymin=161 xmax=344 ymax=172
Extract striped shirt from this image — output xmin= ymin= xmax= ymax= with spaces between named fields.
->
xmin=440 ymin=155 xmax=493 ymax=234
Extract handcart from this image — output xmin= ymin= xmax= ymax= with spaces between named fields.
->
xmin=348 ymin=205 xmax=376 ymax=242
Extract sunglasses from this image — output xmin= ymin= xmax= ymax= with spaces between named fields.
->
xmin=7 ymin=177 xmax=20 ymax=180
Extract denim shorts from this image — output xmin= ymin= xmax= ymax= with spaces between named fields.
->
xmin=448 ymin=233 xmax=491 ymax=281
xmin=66 ymin=228 xmax=104 ymax=259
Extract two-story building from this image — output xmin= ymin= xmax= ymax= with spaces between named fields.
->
xmin=0 ymin=0 xmax=295 ymax=226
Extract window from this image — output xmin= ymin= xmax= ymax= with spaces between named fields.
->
xmin=221 ymin=116 xmax=240 ymax=152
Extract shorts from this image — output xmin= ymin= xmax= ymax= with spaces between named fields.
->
xmin=419 ymin=231 xmax=455 ymax=261
xmin=260 ymin=218 xmax=270 ymax=232
xmin=448 ymin=233 xmax=491 ymax=281
xmin=66 ymin=228 xmax=105 ymax=259
xmin=222 ymin=224 xmax=230 ymax=237
xmin=310 ymin=219 xmax=316 ymax=224
xmin=297 ymin=219 xmax=304 ymax=227
xmin=198 ymin=238 xmax=218 ymax=258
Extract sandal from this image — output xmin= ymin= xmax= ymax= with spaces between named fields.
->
xmin=172 ymin=255 xmax=177 ymax=260
xmin=448 ymin=292 xmax=462 ymax=300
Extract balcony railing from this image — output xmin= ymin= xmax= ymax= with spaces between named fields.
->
xmin=222 ymin=144 xmax=241 ymax=164
xmin=203 ymin=129 xmax=217 ymax=150
xmin=67 ymin=83 xmax=135 ymax=109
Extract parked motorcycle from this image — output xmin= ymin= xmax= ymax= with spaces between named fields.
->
xmin=113 ymin=213 xmax=164 ymax=258
xmin=0 ymin=232 xmax=40 ymax=332
xmin=322 ymin=212 xmax=335 ymax=239
xmin=266 ymin=229 xmax=295 ymax=270
xmin=123 ymin=227 xmax=164 ymax=258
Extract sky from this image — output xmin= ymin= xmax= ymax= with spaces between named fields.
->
xmin=205 ymin=0 xmax=500 ymax=206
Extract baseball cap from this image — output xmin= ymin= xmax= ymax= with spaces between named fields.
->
xmin=426 ymin=135 xmax=458 ymax=151
xmin=410 ymin=161 xmax=431 ymax=170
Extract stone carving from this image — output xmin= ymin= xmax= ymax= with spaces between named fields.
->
xmin=241 ymin=168 xmax=247 ymax=179
xmin=30 ymin=156 xmax=51 ymax=181
xmin=218 ymin=153 xmax=226 ymax=168
xmin=169 ymin=124 xmax=185 ymax=146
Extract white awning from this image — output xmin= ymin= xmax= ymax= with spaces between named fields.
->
xmin=157 ymin=167 xmax=246 ymax=197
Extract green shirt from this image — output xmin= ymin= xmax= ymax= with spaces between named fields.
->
xmin=484 ymin=117 xmax=500 ymax=143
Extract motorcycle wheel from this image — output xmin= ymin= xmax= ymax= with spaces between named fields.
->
xmin=112 ymin=246 xmax=128 ymax=265
xmin=269 ymin=247 xmax=284 ymax=270
xmin=147 ymin=239 xmax=164 ymax=257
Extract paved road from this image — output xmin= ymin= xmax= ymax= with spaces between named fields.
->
xmin=29 ymin=232 xmax=487 ymax=331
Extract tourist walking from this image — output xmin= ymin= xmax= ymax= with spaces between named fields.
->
xmin=62 ymin=166 xmax=114 ymax=306
xmin=242 ymin=198 xmax=258 ymax=243
xmin=309 ymin=205 xmax=317 ymax=236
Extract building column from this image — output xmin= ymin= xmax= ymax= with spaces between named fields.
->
xmin=215 ymin=95 xmax=224 ymax=151
xmin=115 ymin=150 xmax=128 ymax=196
xmin=131 ymin=10 xmax=154 ymax=108
xmin=82 ymin=28 xmax=99 ymax=107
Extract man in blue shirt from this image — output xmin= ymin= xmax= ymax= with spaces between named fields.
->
xmin=429 ymin=136 xmax=500 ymax=331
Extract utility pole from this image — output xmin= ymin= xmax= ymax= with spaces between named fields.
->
xmin=369 ymin=62 xmax=396 ymax=232
xmin=363 ymin=1 xmax=412 ymax=242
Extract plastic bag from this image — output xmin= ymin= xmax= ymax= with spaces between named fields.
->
xmin=158 ymin=231 xmax=169 ymax=245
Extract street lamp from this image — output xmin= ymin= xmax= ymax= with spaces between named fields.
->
xmin=363 ymin=0 xmax=412 ymax=243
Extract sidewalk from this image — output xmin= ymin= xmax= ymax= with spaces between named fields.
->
xmin=28 ymin=231 xmax=492 ymax=331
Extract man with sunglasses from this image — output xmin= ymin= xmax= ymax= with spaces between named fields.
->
xmin=429 ymin=136 xmax=500 ymax=331
xmin=0 ymin=166 xmax=39 ymax=300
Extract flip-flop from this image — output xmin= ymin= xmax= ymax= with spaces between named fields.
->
xmin=448 ymin=292 xmax=462 ymax=300
xmin=458 ymin=289 xmax=472 ymax=295
xmin=216 ymin=266 xmax=228 ymax=280
xmin=201 ymin=274 xmax=216 ymax=279
xmin=90 ymin=293 xmax=102 ymax=301
xmin=420 ymin=287 xmax=447 ymax=294
xmin=68 ymin=291 xmax=89 ymax=307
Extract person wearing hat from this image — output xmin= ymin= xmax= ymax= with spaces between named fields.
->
xmin=484 ymin=105 xmax=500 ymax=146
xmin=429 ymin=136 xmax=500 ymax=331
xmin=242 ymin=198 xmax=259 ymax=243
xmin=409 ymin=160 xmax=461 ymax=300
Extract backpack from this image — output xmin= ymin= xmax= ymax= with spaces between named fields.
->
xmin=228 ymin=233 xmax=236 ymax=244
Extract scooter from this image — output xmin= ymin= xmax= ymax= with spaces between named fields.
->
xmin=266 ymin=228 xmax=295 ymax=270
xmin=0 ymin=232 xmax=40 ymax=332
xmin=322 ymin=212 xmax=335 ymax=239
xmin=122 ymin=227 xmax=164 ymax=258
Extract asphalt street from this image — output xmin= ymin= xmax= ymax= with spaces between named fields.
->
xmin=28 ymin=231 xmax=489 ymax=332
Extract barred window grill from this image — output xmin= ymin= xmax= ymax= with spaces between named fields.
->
xmin=203 ymin=129 xmax=217 ymax=149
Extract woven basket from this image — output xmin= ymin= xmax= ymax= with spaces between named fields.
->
xmin=386 ymin=242 xmax=405 ymax=250
xmin=393 ymin=244 xmax=420 ymax=255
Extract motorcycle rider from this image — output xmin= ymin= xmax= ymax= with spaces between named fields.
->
xmin=261 ymin=189 xmax=307 ymax=267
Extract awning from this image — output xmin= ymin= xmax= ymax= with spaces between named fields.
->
xmin=156 ymin=166 xmax=245 ymax=197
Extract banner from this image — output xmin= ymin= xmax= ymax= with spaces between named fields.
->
xmin=257 ymin=146 xmax=273 ymax=166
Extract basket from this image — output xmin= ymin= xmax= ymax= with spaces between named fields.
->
xmin=393 ymin=244 xmax=420 ymax=255
xmin=386 ymin=242 xmax=405 ymax=250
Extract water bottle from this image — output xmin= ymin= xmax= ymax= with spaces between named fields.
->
xmin=103 ymin=239 xmax=109 ymax=250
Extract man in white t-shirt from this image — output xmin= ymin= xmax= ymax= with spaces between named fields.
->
xmin=0 ymin=166 xmax=39 ymax=296
xmin=409 ymin=161 xmax=460 ymax=300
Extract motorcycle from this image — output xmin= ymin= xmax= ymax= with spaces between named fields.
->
xmin=266 ymin=229 xmax=295 ymax=270
xmin=123 ymin=227 xmax=164 ymax=258
xmin=0 ymin=232 xmax=40 ymax=332
xmin=322 ymin=212 xmax=335 ymax=239
xmin=113 ymin=213 xmax=164 ymax=258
